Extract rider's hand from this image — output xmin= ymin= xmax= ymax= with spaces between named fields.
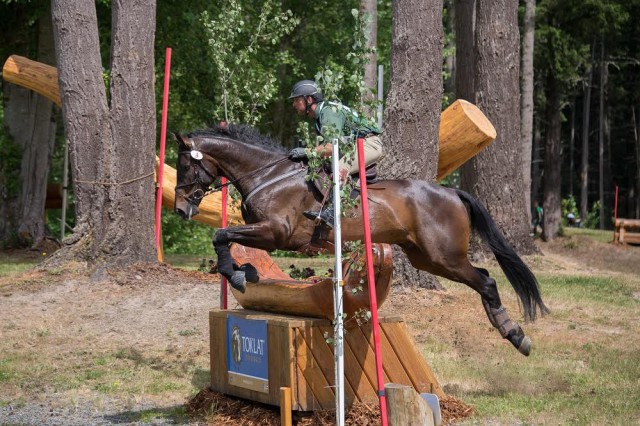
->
xmin=288 ymin=147 xmax=307 ymax=161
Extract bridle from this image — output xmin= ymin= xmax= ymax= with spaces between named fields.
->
xmin=175 ymin=147 xmax=302 ymax=206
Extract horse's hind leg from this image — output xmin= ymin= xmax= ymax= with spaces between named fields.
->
xmin=474 ymin=267 xmax=531 ymax=356
xmin=404 ymin=246 xmax=532 ymax=356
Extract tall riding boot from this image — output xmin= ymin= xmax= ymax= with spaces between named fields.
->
xmin=303 ymin=191 xmax=335 ymax=228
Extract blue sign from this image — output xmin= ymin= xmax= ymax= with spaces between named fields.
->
xmin=226 ymin=315 xmax=269 ymax=393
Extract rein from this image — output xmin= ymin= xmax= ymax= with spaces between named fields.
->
xmin=176 ymin=149 xmax=297 ymax=202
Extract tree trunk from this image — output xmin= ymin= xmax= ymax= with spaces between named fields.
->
xmin=1 ymin=7 xmax=57 ymax=248
xmin=381 ymin=0 xmax=443 ymax=289
xmin=360 ymin=0 xmax=378 ymax=118
xmin=579 ymin=44 xmax=595 ymax=224
xmin=633 ymin=106 xmax=640 ymax=219
xmin=462 ymin=0 xmax=536 ymax=254
xmin=569 ymin=98 xmax=576 ymax=196
xmin=454 ymin=0 xmax=475 ymax=103
xmin=598 ymin=43 xmax=607 ymax=229
xmin=542 ymin=75 xmax=562 ymax=241
xmin=520 ymin=0 xmax=535 ymax=224
xmin=48 ymin=0 xmax=157 ymax=270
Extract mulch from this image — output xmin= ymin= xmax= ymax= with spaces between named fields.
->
xmin=186 ymin=389 xmax=473 ymax=425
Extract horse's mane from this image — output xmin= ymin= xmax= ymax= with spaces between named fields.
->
xmin=188 ymin=124 xmax=287 ymax=154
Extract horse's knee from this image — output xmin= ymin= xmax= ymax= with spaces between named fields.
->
xmin=213 ymin=229 xmax=228 ymax=246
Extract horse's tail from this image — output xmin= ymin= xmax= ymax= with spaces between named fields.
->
xmin=455 ymin=189 xmax=549 ymax=321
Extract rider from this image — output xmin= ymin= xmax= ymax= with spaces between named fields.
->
xmin=287 ymin=79 xmax=384 ymax=228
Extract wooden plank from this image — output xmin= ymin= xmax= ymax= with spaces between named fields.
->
xmin=344 ymin=323 xmax=392 ymax=387
xmin=209 ymin=311 xmax=228 ymax=392
xmin=317 ymin=325 xmax=377 ymax=404
xmin=302 ymin=324 xmax=358 ymax=405
xmin=360 ymin=322 xmax=413 ymax=386
xmin=381 ymin=322 xmax=445 ymax=398
xmin=294 ymin=328 xmax=335 ymax=410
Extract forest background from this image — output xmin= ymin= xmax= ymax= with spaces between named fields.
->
xmin=1 ymin=0 xmax=639 ymax=257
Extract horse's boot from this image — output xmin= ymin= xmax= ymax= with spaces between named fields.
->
xmin=303 ymin=205 xmax=335 ymax=229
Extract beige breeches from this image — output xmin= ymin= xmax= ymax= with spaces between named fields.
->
xmin=339 ymin=135 xmax=384 ymax=175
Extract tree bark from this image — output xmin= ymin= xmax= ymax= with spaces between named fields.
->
xmin=381 ymin=0 xmax=443 ymax=289
xmin=520 ymin=0 xmax=535 ymax=224
xmin=1 ymin=6 xmax=57 ymax=248
xmin=48 ymin=0 xmax=156 ymax=269
xmin=454 ymin=0 xmax=475 ymax=103
xmin=462 ymin=0 xmax=536 ymax=254
xmin=360 ymin=0 xmax=378 ymax=118
xmin=542 ymin=75 xmax=562 ymax=241
xmin=579 ymin=44 xmax=595 ymax=225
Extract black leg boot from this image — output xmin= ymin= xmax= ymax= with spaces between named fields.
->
xmin=303 ymin=191 xmax=335 ymax=228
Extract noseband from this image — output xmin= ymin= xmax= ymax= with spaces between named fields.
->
xmin=175 ymin=150 xmax=217 ymax=205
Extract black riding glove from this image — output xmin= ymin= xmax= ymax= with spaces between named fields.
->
xmin=288 ymin=147 xmax=307 ymax=161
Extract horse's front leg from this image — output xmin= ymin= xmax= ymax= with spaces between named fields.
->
xmin=213 ymin=223 xmax=280 ymax=293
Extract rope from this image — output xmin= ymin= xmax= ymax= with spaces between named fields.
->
xmin=74 ymin=171 xmax=154 ymax=187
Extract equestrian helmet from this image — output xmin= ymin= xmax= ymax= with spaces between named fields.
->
xmin=289 ymin=80 xmax=323 ymax=101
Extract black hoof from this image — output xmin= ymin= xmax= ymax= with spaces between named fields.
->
xmin=229 ymin=271 xmax=246 ymax=293
xmin=240 ymin=263 xmax=259 ymax=283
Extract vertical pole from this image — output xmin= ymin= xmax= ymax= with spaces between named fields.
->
xmin=357 ymin=137 xmax=388 ymax=425
xmin=331 ymin=138 xmax=345 ymax=426
xmin=377 ymin=65 xmax=384 ymax=129
xmin=220 ymin=178 xmax=228 ymax=309
xmin=155 ymin=47 xmax=172 ymax=262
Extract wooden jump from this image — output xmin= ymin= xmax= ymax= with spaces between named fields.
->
xmin=209 ymin=309 xmax=444 ymax=412
xmin=613 ymin=218 xmax=640 ymax=245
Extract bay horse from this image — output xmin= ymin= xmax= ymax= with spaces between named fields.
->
xmin=173 ymin=124 xmax=548 ymax=356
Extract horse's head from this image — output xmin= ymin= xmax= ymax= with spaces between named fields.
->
xmin=173 ymin=132 xmax=219 ymax=220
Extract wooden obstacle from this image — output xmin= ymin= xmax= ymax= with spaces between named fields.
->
xmin=3 ymin=55 xmax=496 ymax=228
xmin=228 ymin=243 xmax=393 ymax=322
xmin=613 ymin=218 xmax=640 ymax=245
xmin=210 ymin=309 xmax=444 ymax=412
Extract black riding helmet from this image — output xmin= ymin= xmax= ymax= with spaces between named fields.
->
xmin=289 ymin=80 xmax=323 ymax=114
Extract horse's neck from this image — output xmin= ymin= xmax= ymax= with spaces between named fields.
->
xmin=207 ymin=138 xmax=287 ymax=194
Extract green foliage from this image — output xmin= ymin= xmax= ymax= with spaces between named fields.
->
xmin=585 ymin=200 xmax=601 ymax=229
xmin=160 ymin=210 xmax=214 ymax=255
xmin=201 ymin=0 xmax=299 ymax=125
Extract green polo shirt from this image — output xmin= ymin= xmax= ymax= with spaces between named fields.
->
xmin=314 ymin=101 xmax=381 ymax=140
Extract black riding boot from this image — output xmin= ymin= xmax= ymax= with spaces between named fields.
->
xmin=303 ymin=192 xmax=335 ymax=228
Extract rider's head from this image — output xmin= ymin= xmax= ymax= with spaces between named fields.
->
xmin=289 ymin=80 xmax=323 ymax=116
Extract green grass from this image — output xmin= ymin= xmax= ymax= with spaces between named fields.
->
xmin=563 ymin=226 xmax=615 ymax=243
xmin=0 ymin=254 xmax=38 ymax=277
xmin=428 ymin=258 xmax=640 ymax=425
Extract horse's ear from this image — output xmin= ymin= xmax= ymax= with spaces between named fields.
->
xmin=171 ymin=131 xmax=186 ymax=146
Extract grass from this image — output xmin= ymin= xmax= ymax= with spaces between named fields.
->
xmin=424 ymin=255 xmax=640 ymax=425
xmin=563 ymin=226 xmax=615 ymax=243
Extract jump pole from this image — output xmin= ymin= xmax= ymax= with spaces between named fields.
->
xmin=356 ymin=137 xmax=388 ymax=425
xmin=331 ymin=138 xmax=346 ymax=426
xmin=220 ymin=177 xmax=229 ymax=309
xmin=155 ymin=47 xmax=172 ymax=262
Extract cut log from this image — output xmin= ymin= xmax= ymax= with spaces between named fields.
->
xmin=228 ymin=243 xmax=393 ymax=323
xmin=385 ymin=383 xmax=435 ymax=426
xmin=438 ymin=99 xmax=497 ymax=180
xmin=2 ymin=55 xmax=60 ymax=105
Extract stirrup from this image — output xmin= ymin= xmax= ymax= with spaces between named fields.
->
xmin=303 ymin=210 xmax=334 ymax=229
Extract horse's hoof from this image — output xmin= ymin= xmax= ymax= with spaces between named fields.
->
xmin=517 ymin=336 xmax=532 ymax=356
xmin=240 ymin=264 xmax=259 ymax=283
xmin=229 ymin=271 xmax=246 ymax=293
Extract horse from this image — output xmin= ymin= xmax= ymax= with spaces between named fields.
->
xmin=173 ymin=123 xmax=548 ymax=356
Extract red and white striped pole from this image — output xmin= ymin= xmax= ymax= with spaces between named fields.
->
xmin=155 ymin=47 xmax=172 ymax=262
xmin=356 ymin=137 xmax=388 ymax=425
